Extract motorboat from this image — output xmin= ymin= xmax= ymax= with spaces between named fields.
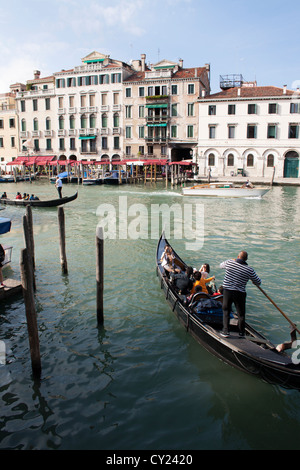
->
xmin=182 ymin=182 xmax=269 ymax=198
xmin=0 ymin=216 xmax=13 ymax=267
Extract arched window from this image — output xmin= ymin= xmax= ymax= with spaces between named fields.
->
xmin=208 ymin=153 xmax=215 ymax=166
xmin=102 ymin=114 xmax=108 ymax=128
xmin=227 ymin=153 xmax=234 ymax=166
xmin=69 ymin=115 xmax=75 ymax=129
xmin=247 ymin=154 xmax=254 ymax=167
xmin=81 ymin=114 xmax=87 ymax=129
xmin=21 ymin=119 xmax=26 ymax=132
xmin=113 ymin=113 xmax=119 ymax=127
xmin=46 ymin=117 xmax=51 ymax=130
xmin=33 ymin=118 xmax=39 ymax=131
xmin=267 ymin=154 xmax=274 ymax=167
xmin=90 ymin=114 xmax=96 ymax=128
xmin=59 ymin=115 xmax=64 ymax=130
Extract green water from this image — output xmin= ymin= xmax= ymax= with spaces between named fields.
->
xmin=0 ymin=181 xmax=300 ymax=450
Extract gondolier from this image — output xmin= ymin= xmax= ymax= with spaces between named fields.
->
xmin=220 ymin=251 xmax=261 ymax=338
xmin=55 ymin=177 xmax=63 ymax=198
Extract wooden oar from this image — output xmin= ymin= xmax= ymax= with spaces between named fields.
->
xmin=257 ymin=285 xmax=300 ymax=335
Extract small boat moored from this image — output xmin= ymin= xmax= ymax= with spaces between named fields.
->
xmin=156 ymin=233 xmax=300 ymax=390
xmin=0 ymin=191 xmax=78 ymax=208
xmin=182 ymin=182 xmax=269 ymax=198
xmin=0 ymin=216 xmax=13 ymax=267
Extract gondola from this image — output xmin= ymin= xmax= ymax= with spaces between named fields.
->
xmin=156 ymin=233 xmax=300 ymax=390
xmin=0 ymin=191 xmax=78 ymax=208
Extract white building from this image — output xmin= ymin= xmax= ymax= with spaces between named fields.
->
xmin=197 ymin=85 xmax=300 ymax=180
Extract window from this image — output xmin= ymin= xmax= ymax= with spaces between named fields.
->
xmin=9 ymin=118 xmax=15 ymax=128
xmin=208 ymin=105 xmax=216 ymax=115
xmin=59 ymin=116 xmax=64 ymax=130
xmin=125 ymin=127 xmax=132 ymax=138
xmin=139 ymin=106 xmax=144 ymax=118
xmin=139 ymin=126 xmax=144 ymax=138
xmin=70 ymin=138 xmax=76 ymax=150
xmin=81 ymin=115 xmax=87 ymax=129
xmin=289 ymin=124 xmax=299 ymax=138
xmin=209 ymin=126 xmax=216 ymax=139
xmin=33 ymin=99 xmax=38 ymax=111
xmin=34 ymin=139 xmax=39 ymax=151
xmin=101 ymin=114 xmax=107 ymax=128
xmin=114 ymin=136 xmax=120 ymax=149
xmin=126 ymin=88 xmax=132 ymax=98
xmin=148 ymin=145 xmax=153 ymax=155
xmin=228 ymin=126 xmax=235 ymax=139
xmin=247 ymin=154 xmax=254 ymax=167
xmin=171 ymin=126 xmax=177 ymax=138
xmin=113 ymin=113 xmax=119 ymax=127
xmin=69 ymin=115 xmax=75 ymax=129
xmin=171 ymin=104 xmax=178 ymax=117
xmin=59 ymin=96 xmax=64 ymax=108
xmin=11 ymin=137 xmax=15 ymax=148
xmin=21 ymin=119 xmax=26 ymax=132
xmin=247 ymin=124 xmax=257 ymax=139
xmin=269 ymin=103 xmax=278 ymax=114
xmin=90 ymin=114 xmax=96 ymax=128
xmin=227 ymin=154 xmax=234 ymax=166
xmin=111 ymin=73 xmax=121 ymax=83
xmin=290 ymin=103 xmax=300 ymax=114
xmin=59 ymin=138 xmax=65 ymax=151
xmin=99 ymin=74 xmax=109 ymax=85
xmin=267 ymin=124 xmax=277 ymax=138
xmin=21 ymin=100 xmax=25 ymax=112
xmin=45 ymin=98 xmax=50 ymax=110
xmin=248 ymin=104 xmax=257 ymax=114
xmin=113 ymin=93 xmax=119 ymax=105
xmin=188 ymin=84 xmax=195 ymax=94
xmin=33 ymin=118 xmax=39 ymax=131
xmin=139 ymin=146 xmax=144 ymax=155
xmin=171 ymin=85 xmax=178 ymax=95
xmin=228 ymin=104 xmax=236 ymax=115
xmin=46 ymin=139 xmax=52 ymax=150
xmin=188 ymin=104 xmax=194 ymax=116
xmin=148 ymin=86 xmax=153 ymax=96
xmin=187 ymin=125 xmax=194 ymax=138
xmin=0 ymin=138 xmax=3 ymax=148
xmin=126 ymin=146 xmax=131 ymax=156
xmin=139 ymin=87 xmax=145 ymax=97
xmin=125 ymin=106 xmax=132 ymax=118
xmin=102 ymin=137 xmax=108 ymax=149
xmin=208 ymin=153 xmax=215 ymax=166
xmin=267 ymin=154 xmax=274 ymax=167
xmin=46 ymin=117 xmax=51 ymax=130
xmin=0 ymin=120 xmax=3 ymax=129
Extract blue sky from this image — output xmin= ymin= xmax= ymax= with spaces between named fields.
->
xmin=1 ymin=0 xmax=300 ymax=94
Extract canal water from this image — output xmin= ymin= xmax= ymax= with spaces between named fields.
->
xmin=0 ymin=180 xmax=299 ymax=450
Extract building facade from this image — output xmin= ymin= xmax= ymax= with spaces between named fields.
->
xmin=11 ymin=52 xmax=210 ymax=166
xmin=197 ymin=85 xmax=300 ymax=179
xmin=0 ymin=92 xmax=19 ymax=171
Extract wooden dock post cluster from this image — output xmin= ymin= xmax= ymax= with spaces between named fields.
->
xmin=20 ymin=206 xmax=41 ymax=378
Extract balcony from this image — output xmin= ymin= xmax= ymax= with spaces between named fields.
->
xmin=44 ymin=130 xmax=54 ymax=137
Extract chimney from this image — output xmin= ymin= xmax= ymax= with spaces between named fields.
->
xmin=141 ymin=54 xmax=146 ymax=72
xmin=237 ymin=87 xmax=241 ymax=96
xmin=179 ymin=59 xmax=183 ymax=68
xmin=283 ymin=85 xmax=287 ymax=95
xmin=201 ymin=89 xmax=206 ymax=98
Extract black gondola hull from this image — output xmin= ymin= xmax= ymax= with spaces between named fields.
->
xmin=157 ymin=234 xmax=300 ymax=390
xmin=0 ymin=192 xmax=78 ymax=208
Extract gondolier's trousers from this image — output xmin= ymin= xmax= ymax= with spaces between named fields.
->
xmin=222 ymin=289 xmax=246 ymax=334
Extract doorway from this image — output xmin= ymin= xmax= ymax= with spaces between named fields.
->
xmin=284 ymin=151 xmax=299 ymax=178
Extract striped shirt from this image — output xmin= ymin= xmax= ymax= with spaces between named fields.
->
xmin=220 ymin=259 xmax=261 ymax=292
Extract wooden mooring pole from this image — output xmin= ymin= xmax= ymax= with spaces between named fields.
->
xmin=58 ymin=207 xmax=68 ymax=274
xmin=23 ymin=212 xmax=36 ymax=291
xmin=96 ymin=226 xmax=104 ymax=327
xmin=20 ymin=248 xmax=41 ymax=378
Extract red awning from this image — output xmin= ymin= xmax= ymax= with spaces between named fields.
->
xmin=169 ymin=160 xmax=196 ymax=166
xmin=49 ymin=160 xmax=68 ymax=166
xmin=34 ymin=156 xmax=56 ymax=165
xmin=6 ymin=156 xmax=27 ymax=166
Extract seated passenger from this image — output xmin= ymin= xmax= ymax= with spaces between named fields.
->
xmin=1 ymin=192 xmax=7 ymax=199
xmin=171 ymin=266 xmax=194 ymax=295
xmin=191 ymin=270 xmax=215 ymax=295
xmin=23 ymin=193 xmax=29 ymax=200
xmin=160 ymin=246 xmax=180 ymax=274
xmin=212 ymin=285 xmax=223 ymax=296
xmin=15 ymin=192 xmax=22 ymax=200
xmin=199 ymin=263 xmax=210 ymax=279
